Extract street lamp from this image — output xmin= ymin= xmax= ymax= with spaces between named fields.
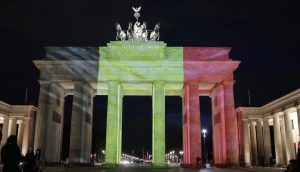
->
xmin=202 ymin=129 xmax=207 ymax=163
xmin=179 ymin=151 xmax=183 ymax=164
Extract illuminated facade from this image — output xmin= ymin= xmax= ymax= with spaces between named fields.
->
xmin=33 ymin=42 xmax=240 ymax=167
xmin=0 ymin=101 xmax=37 ymax=155
xmin=237 ymin=88 xmax=300 ymax=166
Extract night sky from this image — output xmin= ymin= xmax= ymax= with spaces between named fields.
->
xmin=0 ymin=0 xmax=298 ymax=159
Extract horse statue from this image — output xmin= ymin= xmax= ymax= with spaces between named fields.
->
xmin=127 ymin=22 xmax=134 ymax=41
xmin=133 ymin=21 xmax=143 ymax=40
xmin=116 ymin=23 xmax=126 ymax=41
xmin=150 ymin=23 xmax=160 ymax=41
xmin=141 ymin=22 xmax=148 ymax=41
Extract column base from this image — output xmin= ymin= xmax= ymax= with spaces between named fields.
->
xmin=69 ymin=157 xmax=89 ymax=164
xmin=152 ymin=163 xmax=167 ymax=168
xmin=244 ymin=163 xmax=251 ymax=167
xmin=104 ymin=163 xmax=120 ymax=168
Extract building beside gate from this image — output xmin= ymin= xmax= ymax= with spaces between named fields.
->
xmin=237 ymin=88 xmax=300 ymax=166
xmin=0 ymin=101 xmax=37 ymax=155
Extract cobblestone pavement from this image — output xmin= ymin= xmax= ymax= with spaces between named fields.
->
xmin=41 ymin=166 xmax=286 ymax=172
xmin=0 ymin=164 xmax=286 ymax=172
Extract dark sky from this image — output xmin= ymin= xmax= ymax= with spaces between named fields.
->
xmin=0 ymin=0 xmax=298 ymax=159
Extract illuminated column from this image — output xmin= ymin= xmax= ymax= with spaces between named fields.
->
xmin=256 ymin=120 xmax=264 ymax=165
xmin=81 ymin=85 xmax=94 ymax=163
xmin=1 ymin=116 xmax=9 ymax=147
xmin=211 ymin=84 xmax=226 ymax=166
xmin=8 ymin=117 xmax=17 ymax=136
xmin=223 ymin=80 xmax=239 ymax=165
xmin=105 ymin=81 xmax=123 ymax=166
xmin=182 ymin=82 xmax=201 ymax=167
xmin=34 ymin=81 xmax=53 ymax=153
xmin=22 ymin=117 xmax=31 ymax=155
xmin=280 ymin=117 xmax=287 ymax=165
xmin=69 ymin=81 xmax=90 ymax=163
xmin=250 ymin=122 xmax=258 ymax=165
xmin=283 ymin=109 xmax=296 ymax=161
xmin=273 ymin=113 xmax=284 ymax=166
xmin=243 ymin=120 xmax=251 ymax=166
xmin=17 ymin=121 xmax=25 ymax=148
xmin=297 ymin=105 xmax=300 ymax=136
xmin=263 ymin=118 xmax=272 ymax=166
xmin=152 ymin=82 xmax=166 ymax=167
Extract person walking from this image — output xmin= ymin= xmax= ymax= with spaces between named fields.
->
xmin=35 ymin=148 xmax=45 ymax=172
xmin=23 ymin=147 xmax=35 ymax=172
xmin=0 ymin=135 xmax=21 ymax=172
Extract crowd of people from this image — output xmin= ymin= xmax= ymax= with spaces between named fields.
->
xmin=284 ymin=141 xmax=300 ymax=172
xmin=1 ymin=135 xmax=45 ymax=172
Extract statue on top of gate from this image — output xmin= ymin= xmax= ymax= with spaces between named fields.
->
xmin=116 ymin=6 xmax=160 ymax=41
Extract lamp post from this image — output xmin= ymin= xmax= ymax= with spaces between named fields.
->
xmin=179 ymin=151 xmax=183 ymax=164
xmin=202 ymin=129 xmax=207 ymax=163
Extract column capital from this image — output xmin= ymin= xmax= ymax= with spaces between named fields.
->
xmin=184 ymin=82 xmax=199 ymax=91
xmin=263 ymin=117 xmax=270 ymax=122
xmin=256 ymin=119 xmax=263 ymax=126
xmin=38 ymin=80 xmax=51 ymax=85
xmin=221 ymin=80 xmax=235 ymax=86
xmin=73 ymin=80 xmax=87 ymax=86
xmin=283 ymin=108 xmax=294 ymax=114
xmin=107 ymin=81 xmax=121 ymax=86
xmin=153 ymin=81 xmax=165 ymax=86
xmin=17 ymin=120 xmax=25 ymax=124
xmin=273 ymin=112 xmax=284 ymax=117
xmin=242 ymin=118 xmax=249 ymax=122
xmin=250 ymin=121 xmax=256 ymax=126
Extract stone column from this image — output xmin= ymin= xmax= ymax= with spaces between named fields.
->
xmin=256 ymin=120 xmax=264 ymax=165
xmin=69 ymin=82 xmax=90 ymax=163
xmin=105 ymin=81 xmax=123 ymax=165
xmin=284 ymin=109 xmax=296 ymax=161
xmin=34 ymin=81 xmax=53 ymax=153
xmin=17 ymin=121 xmax=25 ymax=149
xmin=8 ymin=118 xmax=17 ymax=136
xmin=81 ymin=85 xmax=94 ymax=163
xmin=263 ymin=118 xmax=272 ymax=166
xmin=1 ymin=116 xmax=9 ymax=147
xmin=280 ymin=117 xmax=287 ymax=165
xmin=152 ymin=82 xmax=166 ymax=167
xmin=22 ymin=117 xmax=31 ymax=155
xmin=250 ymin=122 xmax=258 ymax=165
xmin=182 ymin=82 xmax=201 ymax=167
xmin=297 ymin=106 xmax=300 ymax=138
xmin=243 ymin=120 xmax=251 ymax=166
xmin=223 ymin=80 xmax=239 ymax=165
xmin=273 ymin=113 xmax=284 ymax=166
xmin=211 ymin=84 xmax=226 ymax=166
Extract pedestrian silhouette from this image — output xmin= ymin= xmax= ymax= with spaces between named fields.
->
xmin=1 ymin=135 xmax=21 ymax=172
xmin=35 ymin=148 xmax=45 ymax=172
xmin=196 ymin=156 xmax=201 ymax=168
xmin=24 ymin=147 xmax=35 ymax=172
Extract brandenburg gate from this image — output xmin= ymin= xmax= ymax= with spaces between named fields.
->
xmin=33 ymin=7 xmax=240 ymax=167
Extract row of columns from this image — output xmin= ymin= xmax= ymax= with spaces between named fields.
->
xmin=34 ymin=80 xmax=239 ymax=167
xmin=243 ymin=106 xmax=300 ymax=166
xmin=1 ymin=117 xmax=33 ymax=155
xmin=210 ymin=81 xmax=239 ymax=166
xmin=104 ymin=81 xmax=166 ymax=166
xmin=34 ymin=81 xmax=93 ymax=163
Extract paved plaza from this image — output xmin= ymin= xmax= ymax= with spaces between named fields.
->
xmin=39 ymin=166 xmax=286 ymax=172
